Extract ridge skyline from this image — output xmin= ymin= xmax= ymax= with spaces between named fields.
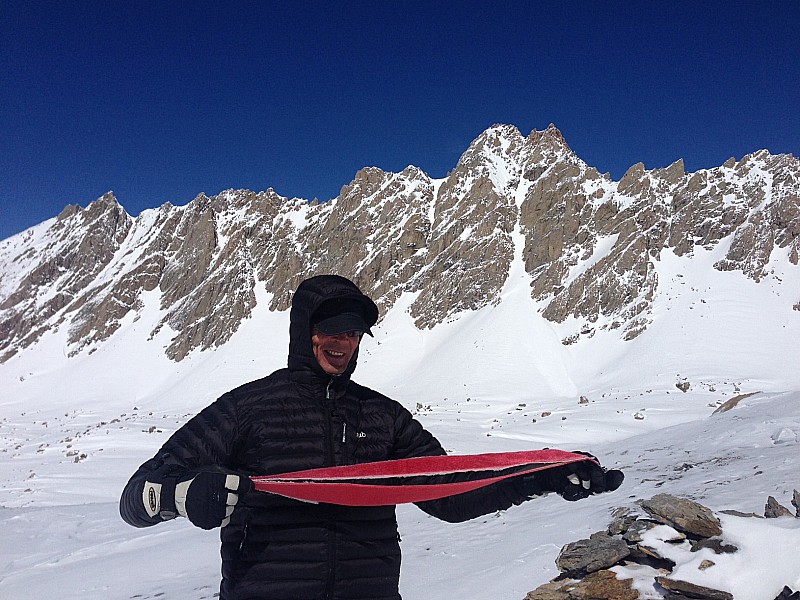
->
xmin=6 ymin=122 xmax=792 ymax=239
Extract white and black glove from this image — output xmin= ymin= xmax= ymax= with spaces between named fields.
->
xmin=515 ymin=452 xmax=624 ymax=501
xmin=143 ymin=468 xmax=252 ymax=529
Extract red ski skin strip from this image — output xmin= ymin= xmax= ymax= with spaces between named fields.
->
xmin=250 ymin=450 xmax=594 ymax=506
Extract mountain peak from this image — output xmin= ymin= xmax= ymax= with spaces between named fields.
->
xmin=527 ymin=123 xmax=570 ymax=152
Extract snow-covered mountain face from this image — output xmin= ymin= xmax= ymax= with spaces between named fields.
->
xmin=1 ymin=124 xmax=798 ymax=374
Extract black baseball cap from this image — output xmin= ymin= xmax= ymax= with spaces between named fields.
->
xmin=311 ymin=297 xmax=377 ymax=337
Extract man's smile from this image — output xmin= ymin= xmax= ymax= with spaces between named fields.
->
xmin=311 ymin=329 xmax=362 ymax=375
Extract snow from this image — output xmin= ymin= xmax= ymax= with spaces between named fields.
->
xmin=563 ymin=233 xmax=620 ymax=288
xmin=0 ymin=219 xmax=58 ymax=299
xmin=280 ymin=198 xmax=313 ymax=232
xmin=1 ymin=237 xmax=799 ymax=598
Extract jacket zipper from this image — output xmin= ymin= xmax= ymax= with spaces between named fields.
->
xmin=325 ymin=377 xmax=338 ymax=599
xmin=325 ymin=378 xmax=347 ymax=458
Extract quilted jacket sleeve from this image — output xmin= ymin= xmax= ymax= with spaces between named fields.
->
xmin=119 ymin=392 xmax=241 ymax=527
xmin=390 ymin=402 xmax=529 ymax=523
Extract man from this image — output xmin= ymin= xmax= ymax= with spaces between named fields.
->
xmin=120 ymin=274 xmax=623 ymax=599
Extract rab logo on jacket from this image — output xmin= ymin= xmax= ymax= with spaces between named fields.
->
xmin=356 ymin=431 xmax=366 ymax=438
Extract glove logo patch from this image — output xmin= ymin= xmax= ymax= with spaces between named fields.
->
xmin=142 ymin=481 xmax=162 ymax=517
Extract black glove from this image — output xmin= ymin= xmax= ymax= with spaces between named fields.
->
xmin=174 ymin=468 xmax=253 ymax=529
xmin=515 ymin=453 xmax=624 ymax=501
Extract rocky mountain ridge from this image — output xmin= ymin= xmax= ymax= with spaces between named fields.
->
xmin=1 ymin=124 xmax=798 ymax=363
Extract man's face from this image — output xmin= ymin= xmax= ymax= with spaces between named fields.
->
xmin=311 ymin=329 xmax=362 ymax=375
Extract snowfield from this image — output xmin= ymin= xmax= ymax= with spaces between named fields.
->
xmin=1 ymin=247 xmax=798 ymax=599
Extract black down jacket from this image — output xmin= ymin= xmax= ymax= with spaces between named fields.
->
xmin=120 ymin=275 xmax=528 ymax=600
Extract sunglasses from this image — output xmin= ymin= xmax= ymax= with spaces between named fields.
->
xmin=312 ymin=328 xmax=362 ymax=339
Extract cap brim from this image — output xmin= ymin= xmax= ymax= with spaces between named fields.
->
xmin=314 ymin=312 xmax=373 ymax=337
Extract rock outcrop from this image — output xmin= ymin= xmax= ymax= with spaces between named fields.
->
xmin=524 ymin=492 xmax=800 ymax=600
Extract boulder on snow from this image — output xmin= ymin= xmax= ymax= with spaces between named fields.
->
xmin=607 ymin=507 xmax=638 ymax=536
xmin=524 ymin=570 xmax=638 ymax=600
xmin=773 ymin=586 xmax=800 ymax=600
xmin=620 ymin=518 xmax=657 ymax=543
xmin=765 ymin=496 xmax=794 ymax=518
xmin=689 ymin=536 xmax=737 ymax=554
xmin=719 ymin=509 xmax=762 ymax=518
xmin=640 ymin=494 xmax=722 ymax=538
xmin=711 ymin=391 xmax=759 ymax=415
xmin=655 ymin=576 xmax=733 ymax=600
xmin=555 ymin=533 xmax=630 ymax=578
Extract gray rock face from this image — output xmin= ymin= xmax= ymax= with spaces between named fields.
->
xmin=765 ymin=496 xmax=794 ymax=518
xmin=640 ymin=493 xmax=723 ymax=538
xmin=774 ymin=586 xmax=800 ymax=600
xmin=2 ymin=124 xmax=799 ymax=362
xmin=655 ymin=576 xmax=734 ymax=600
xmin=555 ymin=533 xmax=630 ymax=578
xmin=524 ymin=570 xmax=639 ymax=600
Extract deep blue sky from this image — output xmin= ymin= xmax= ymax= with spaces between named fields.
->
xmin=2 ymin=1 xmax=799 ymax=240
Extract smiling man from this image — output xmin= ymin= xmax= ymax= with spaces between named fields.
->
xmin=120 ymin=274 xmax=623 ymax=600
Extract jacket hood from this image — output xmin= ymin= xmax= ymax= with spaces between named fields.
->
xmin=287 ymin=275 xmax=379 ymax=380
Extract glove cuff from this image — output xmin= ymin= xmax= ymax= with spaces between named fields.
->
xmin=174 ymin=477 xmax=192 ymax=518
